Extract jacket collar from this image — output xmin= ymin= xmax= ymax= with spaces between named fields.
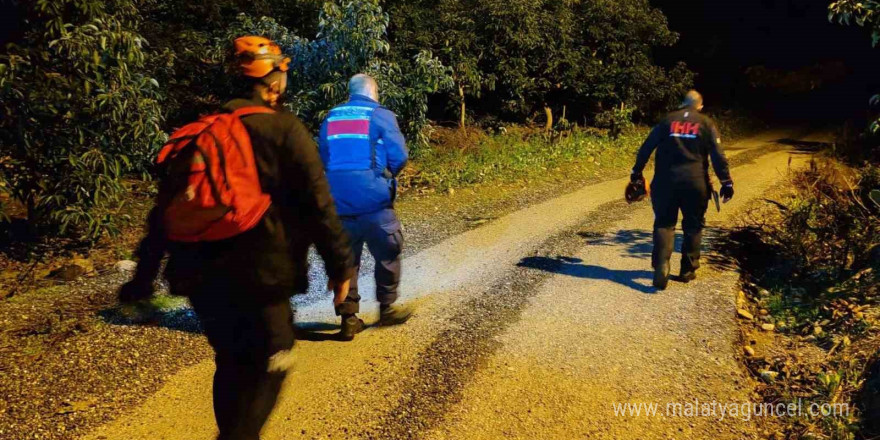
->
xmin=349 ymin=93 xmax=379 ymax=105
xmin=224 ymin=94 xmax=272 ymax=112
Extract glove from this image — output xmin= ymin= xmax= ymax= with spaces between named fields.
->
xmin=719 ymin=182 xmax=734 ymax=202
xmin=625 ymin=180 xmax=648 ymax=203
xmin=118 ymin=279 xmax=154 ymax=304
xmin=630 ymin=171 xmax=645 ymax=185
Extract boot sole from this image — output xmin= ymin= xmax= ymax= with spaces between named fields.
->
xmin=376 ymin=313 xmax=413 ymax=327
xmin=678 ymin=272 xmax=697 ymax=283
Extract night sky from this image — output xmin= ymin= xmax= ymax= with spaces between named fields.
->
xmin=652 ymin=0 xmax=880 ymax=121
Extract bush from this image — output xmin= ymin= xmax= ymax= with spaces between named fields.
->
xmin=214 ymin=0 xmax=453 ymax=149
xmin=760 ymin=161 xmax=879 ymax=283
xmin=0 ymin=0 xmax=165 ymax=240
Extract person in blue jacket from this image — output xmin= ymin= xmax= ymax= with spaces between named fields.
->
xmin=319 ymin=74 xmax=413 ymax=340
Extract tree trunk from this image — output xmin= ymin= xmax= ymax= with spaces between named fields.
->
xmin=544 ymin=105 xmax=553 ymax=133
xmin=26 ymin=193 xmax=37 ymax=236
xmin=459 ymin=84 xmax=466 ymax=129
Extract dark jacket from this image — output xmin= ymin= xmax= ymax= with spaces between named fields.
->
xmin=633 ymin=107 xmax=732 ymax=187
xmin=130 ymin=96 xmax=355 ymax=302
xmin=317 ymin=94 xmax=408 ymax=216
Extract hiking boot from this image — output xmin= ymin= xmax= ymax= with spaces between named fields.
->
xmin=653 ymin=262 xmax=670 ymax=290
xmin=377 ymin=304 xmax=412 ymax=327
xmin=679 ymin=270 xmax=697 ymax=283
xmin=339 ymin=315 xmax=365 ymax=341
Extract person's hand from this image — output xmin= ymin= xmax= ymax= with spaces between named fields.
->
xmin=720 ymin=182 xmax=734 ymax=203
xmin=328 ymin=278 xmax=351 ymax=307
xmin=118 ymin=280 xmax=154 ymax=304
xmin=630 ymin=171 xmax=645 ymax=185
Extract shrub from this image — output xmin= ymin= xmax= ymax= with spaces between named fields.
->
xmin=0 ymin=0 xmax=165 ymax=240
xmin=762 ymin=161 xmax=879 ymax=282
xmin=213 ymin=0 xmax=453 ymax=150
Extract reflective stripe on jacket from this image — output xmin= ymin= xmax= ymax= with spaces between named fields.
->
xmin=319 ymin=94 xmax=408 ymax=216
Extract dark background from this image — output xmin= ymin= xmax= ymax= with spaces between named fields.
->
xmin=652 ymin=0 xmax=880 ymax=122
xmin=3 ymin=0 xmax=878 ymax=123
xmin=0 ymin=1 xmax=22 ymax=48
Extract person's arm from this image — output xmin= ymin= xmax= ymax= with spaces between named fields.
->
xmin=118 ymin=207 xmax=165 ymax=303
xmin=283 ymin=116 xmax=355 ymax=284
xmin=704 ymin=120 xmax=734 ymax=201
xmin=374 ymin=108 xmax=408 ymax=177
xmin=632 ymin=123 xmax=665 ymax=178
xmin=705 ymin=121 xmax=732 ymax=184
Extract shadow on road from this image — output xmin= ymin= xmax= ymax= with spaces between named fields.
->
xmin=774 ymin=138 xmax=832 ymax=152
xmin=517 ymin=256 xmax=657 ymax=294
xmin=579 ymin=228 xmax=737 ymax=271
xmin=100 ymin=306 xmax=348 ymax=342
xmin=99 ymin=307 xmax=203 ymax=334
xmin=293 ymin=321 xmax=347 ymax=342
xmin=578 ymin=229 xmax=656 ymax=258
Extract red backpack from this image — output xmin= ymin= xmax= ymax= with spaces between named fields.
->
xmin=156 ymin=107 xmax=274 ymax=242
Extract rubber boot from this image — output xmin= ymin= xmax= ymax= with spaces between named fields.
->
xmin=339 ymin=314 xmax=365 ymax=341
xmin=678 ymin=270 xmax=697 ymax=283
xmin=377 ymin=304 xmax=412 ymax=327
xmin=653 ymin=261 xmax=670 ymax=290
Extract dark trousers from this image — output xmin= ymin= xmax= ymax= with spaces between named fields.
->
xmin=188 ymin=284 xmax=296 ymax=440
xmin=335 ymin=208 xmax=403 ymax=316
xmin=650 ymin=180 xmax=709 ymax=273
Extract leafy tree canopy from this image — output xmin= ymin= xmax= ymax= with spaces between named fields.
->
xmin=1 ymin=0 xmax=693 ymax=241
xmin=0 ymin=0 xmax=164 ymax=239
xmin=830 ymin=0 xmax=880 ymax=133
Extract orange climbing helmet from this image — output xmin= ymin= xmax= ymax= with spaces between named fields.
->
xmin=233 ymin=36 xmax=291 ymax=78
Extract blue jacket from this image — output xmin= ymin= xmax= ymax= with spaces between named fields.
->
xmin=318 ymin=94 xmax=408 ymax=216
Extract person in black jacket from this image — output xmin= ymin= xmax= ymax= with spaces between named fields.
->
xmin=630 ymin=90 xmax=734 ymax=290
xmin=117 ymin=37 xmax=355 ymax=440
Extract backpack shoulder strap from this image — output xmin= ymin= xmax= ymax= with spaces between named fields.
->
xmin=232 ymin=106 xmax=276 ymax=118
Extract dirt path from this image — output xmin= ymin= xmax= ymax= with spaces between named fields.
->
xmin=81 ymin=130 xmax=824 ymax=440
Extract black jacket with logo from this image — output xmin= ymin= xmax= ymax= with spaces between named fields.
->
xmin=129 ymin=96 xmax=355 ymax=302
xmin=633 ymin=107 xmax=732 ymax=187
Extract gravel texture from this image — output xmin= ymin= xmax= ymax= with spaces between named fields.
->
xmin=0 ymin=128 xmax=817 ymax=440
xmin=78 ymin=129 xmax=821 ymax=440
xmin=0 ymin=272 xmax=211 ymax=440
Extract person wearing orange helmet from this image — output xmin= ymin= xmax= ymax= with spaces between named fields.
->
xmin=119 ymin=36 xmax=354 ymax=440
xmin=234 ymin=36 xmax=291 ymax=78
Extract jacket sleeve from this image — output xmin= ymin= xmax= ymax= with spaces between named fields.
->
xmin=632 ymin=123 xmax=665 ymax=174
xmin=704 ymin=120 xmax=732 ymax=184
xmin=318 ymin=119 xmax=330 ymax=167
xmin=130 ymin=206 xmax=166 ymax=287
xmin=374 ymin=108 xmax=408 ymax=177
xmin=283 ymin=116 xmax=355 ymax=282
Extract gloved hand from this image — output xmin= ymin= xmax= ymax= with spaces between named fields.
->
xmin=720 ymin=182 xmax=734 ymax=202
xmin=630 ymin=171 xmax=645 ymax=185
xmin=118 ymin=279 xmax=155 ymax=304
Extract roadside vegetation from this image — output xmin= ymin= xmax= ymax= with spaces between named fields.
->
xmin=725 ymin=158 xmax=879 ymax=439
xmin=0 ymin=0 xmax=693 ymax=243
xmin=717 ymin=6 xmax=880 ymax=438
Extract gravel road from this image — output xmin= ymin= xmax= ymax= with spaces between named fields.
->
xmin=79 ymin=129 xmax=825 ymax=440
